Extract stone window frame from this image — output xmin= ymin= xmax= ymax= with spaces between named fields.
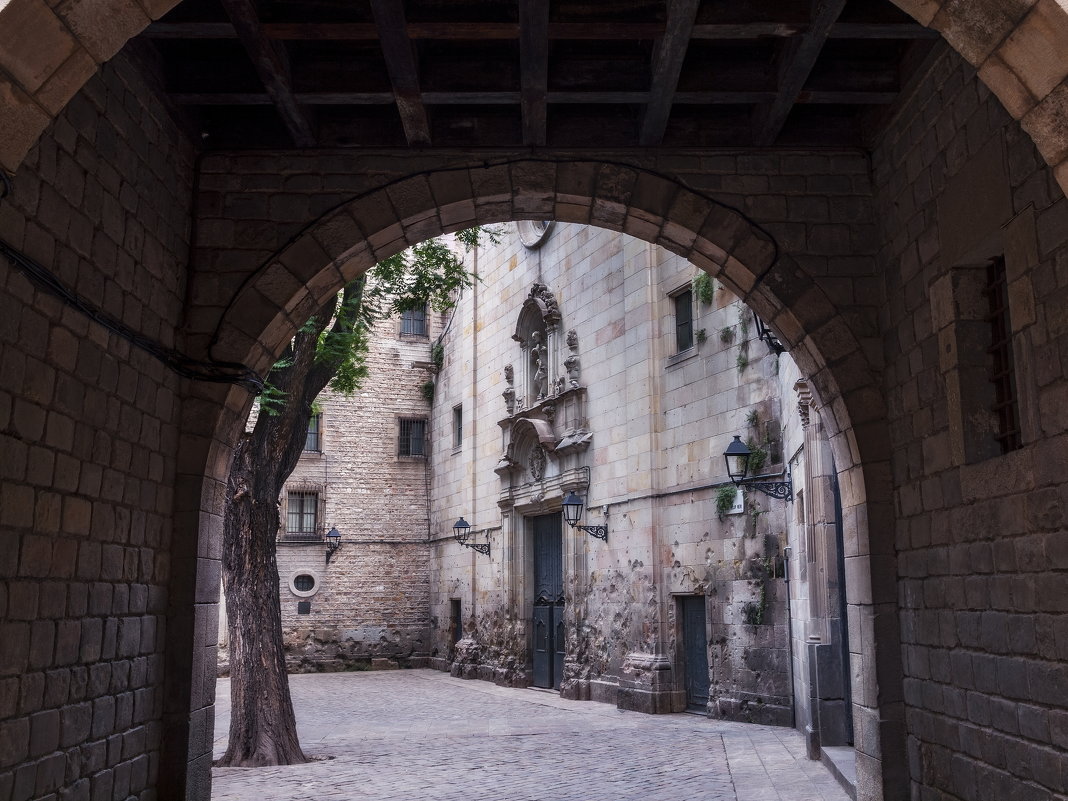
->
xmin=287 ymin=568 xmax=322 ymax=598
xmin=934 ymin=249 xmax=1035 ymax=466
xmin=397 ymin=415 xmax=429 ymax=458
xmin=304 ymin=412 xmax=323 ymax=454
xmin=399 ymin=304 xmax=429 ymax=338
xmin=452 ymin=404 xmax=463 ymax=452
xmin=666 ymin=282 xmax=698 ymax=368
xmin=282 ymin=482 xmax=326 ymax=540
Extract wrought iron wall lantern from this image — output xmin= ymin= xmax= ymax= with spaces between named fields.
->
xmin=723 ymin=435 xmax=793 ymax=501
xmin=453 ymin=517 xmax=490 ymax=556
xmin=325 ymin=526 xmax=343 ymax=564
xmin=753 ymin=313 xmax=785 ymax=355
xmin=562 ymin=492 xmax=609 ymax=541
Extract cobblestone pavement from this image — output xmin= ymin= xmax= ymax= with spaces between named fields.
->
xmin=212 ymin=670 xmax=851 ymax=801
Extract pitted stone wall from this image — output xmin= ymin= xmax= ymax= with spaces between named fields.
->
xmin=426 ymin=223 xmax=799 ymax=723
xmin=873 ymin=46 xmax=1068 ymax=801
xmin=0 ymin=53 xmax=193 ymax=801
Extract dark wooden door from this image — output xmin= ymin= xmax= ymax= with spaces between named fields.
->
xmin=680 ymin=595 xmax=710 ymax=710
xmin=531 ymin=513 xmax=564 ymax=689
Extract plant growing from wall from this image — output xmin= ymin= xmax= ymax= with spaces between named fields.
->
xmin=421 ymin=379 xmax=436 ymax=403
xmin=715 ymin=485 xmax=738 ymax=517
xmin=219 ymin=226 xmax=498 ymax=768
xmin=696 ymin=328 xmax=707 ymax=345
xmin=744 ymin=436 xmax=768 ymax=473
xmin=738 ymin=308 xmax=751 ymax=338
xmin=736 ymin=352 xmax=749 ymax=372
xmin=720 ymin=326 xmax=735 ymax=344
xmin=692 ymin=272 xmax=715 ymax=305
xmin=430 ymin=340 xmax=445 ymax=370
xmin=745 ymin=409 xmax=759 ymax=428
xmin=741 ymin=582 xmax=768 ymax=625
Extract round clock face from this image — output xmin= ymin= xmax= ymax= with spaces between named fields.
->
xmin=517 ymin=220 xmax=554 ymax=248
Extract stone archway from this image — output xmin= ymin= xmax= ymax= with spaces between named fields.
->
xmin=167 ymin=158 xmax=904 ymax=799
xmin=1 ymin=0 xmax=1067 ymax=198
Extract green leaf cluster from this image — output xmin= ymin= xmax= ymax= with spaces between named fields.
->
xmin=259 ymin=226 xmax=499 ymax=408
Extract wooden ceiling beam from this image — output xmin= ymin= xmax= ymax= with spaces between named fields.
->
xmin=639 ymin=0 xmax=701 ymax=146
xmin=369 ymin=0 xmax=431 ymax=146
xmin=143 ymin=19 xmax=937 ymax=42
xmin=218 ymin=0 xmax=316 ymax=147
xmin=752 ymin=0 xmax=848 ymax=147
xmin=171 ymin=89 xmax=899 ymax=106
xmin=518 ymin=0 xmax=550 ymax=146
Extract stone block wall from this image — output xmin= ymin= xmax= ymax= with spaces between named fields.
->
xmin=0 ymin=53 xmax=193 ymax=801
xmin=270 ymin=311 xmax=441 ymax=672
xmin=427 ymin=222 xmax=797 ymax=721
xmin=873 ymin=45 xmax=1068 ymax=801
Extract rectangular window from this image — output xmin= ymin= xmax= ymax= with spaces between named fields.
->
xmin=305 ymin=413 xmax=321 ymax=452
xmin=452 ymin=405 xmax=462 ymax=449
xmin=984 ymin=256 xmax=1021 ymax=454
xmin=398 ymin=417 xmax=427 ymax=457
xmin=674 ymin=289 xmax=694 ymax=353
xmin=400 ymin=305 xmax=428 ymax=337
xmin=286 ymin=491 xmax=319 ymax=539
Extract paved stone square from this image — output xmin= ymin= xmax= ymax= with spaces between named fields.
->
xmin=212 ymin=670 xmax=851 ymax=801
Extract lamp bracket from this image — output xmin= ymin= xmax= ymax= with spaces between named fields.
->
xmin=325 ymin=540 xmax=342 ymax=564
xmin=459 ymin=541 xmax=491 ymax=556
xmin=740 ymin=476 xmax=793 ymax=501
xmin=575 ymin=524 xmax=608 ymax=542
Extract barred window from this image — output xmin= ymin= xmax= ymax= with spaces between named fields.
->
xmin=398 ymin=417 xmax=427 ymax=457
xmin=305 ymin=413 xmax=321 ymax=452
xmin=286 ymin=491 xmax=319 ymax=539
xmin=400 ymin=305 xmax=428 ymax=337
xmin=674 ymin=289 xmax=693 ymax=353
xmin=984 ymin=256 xmax=1021 ymax=454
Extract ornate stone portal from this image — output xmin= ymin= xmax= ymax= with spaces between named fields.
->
xmin=495 ymin=282 xmax=594 ymax=693
xmin=497 ymin=283 xmax=592 ymax=507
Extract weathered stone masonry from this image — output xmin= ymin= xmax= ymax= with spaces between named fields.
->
xmin=1 ymin=1 xmax=1068 ymax=795
xmin=271 ymin=311 xmax=441 ymax=672
xmin=873 ymin=47 xmax=1068 ymax=801
xmin=0 ymin=52 xmax=193 ymax=801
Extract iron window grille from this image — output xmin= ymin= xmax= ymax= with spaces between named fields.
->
xmin=398 ymin=417 xmax=428 ymax=457
xmin=400 ymin=305 xmax=428 ymax=337
xmin=983 ymin=256 xmax=1021 ymax=454
xmin=286 ymin=491 xmax=320 ymax=540
xmin=674 ymin=289 xmax=694 ymax=353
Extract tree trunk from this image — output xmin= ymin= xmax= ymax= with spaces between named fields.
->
xmin=217 ymin=436 xmax=307 ymax=766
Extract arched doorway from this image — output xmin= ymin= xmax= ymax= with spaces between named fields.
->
xmin=171 ymin=159 xmax=900 ymax=799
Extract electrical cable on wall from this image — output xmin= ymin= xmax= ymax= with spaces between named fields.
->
xmin=0 ymin=175 xmax=266 ymax=393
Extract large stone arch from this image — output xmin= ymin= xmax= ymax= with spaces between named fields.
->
xmin=1 ymin=0 xmax=1067 ymax=198
xmin=167 ymin=159 xmax=905 ymax=798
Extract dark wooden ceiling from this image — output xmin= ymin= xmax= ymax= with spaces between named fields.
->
xmin=136 ymin=0 xmax=939 ymax=150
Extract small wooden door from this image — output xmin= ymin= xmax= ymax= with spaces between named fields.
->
xmin=680 ymin=595 xmax=710 ymax=710
xmin=531 ymin=513 xmax=564 ymax=689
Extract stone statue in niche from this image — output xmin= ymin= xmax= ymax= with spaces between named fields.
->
xmin=543 ymin=403 xmax=556 ymax=422
xmin=530 ymin=331 xmax=547 ymax=401
xmin=529 ymin=445 xmax=546 ymax=481
xmin=564 ymin=329 xmax=581 ymax=389
xmin=503 ymin=363 xmax=515 ymax=414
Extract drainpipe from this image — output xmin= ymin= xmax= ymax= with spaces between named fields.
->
xmin=783 ymin=545 xmax=796 ymax=729
xmin=469 ymin=243 xmax=479 ymax=625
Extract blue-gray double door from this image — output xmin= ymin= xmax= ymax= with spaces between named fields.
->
xmin=531 ymin=513 xmax=565 ymax=690
xmin=680 ymin=595 xmax=710 ymax=710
